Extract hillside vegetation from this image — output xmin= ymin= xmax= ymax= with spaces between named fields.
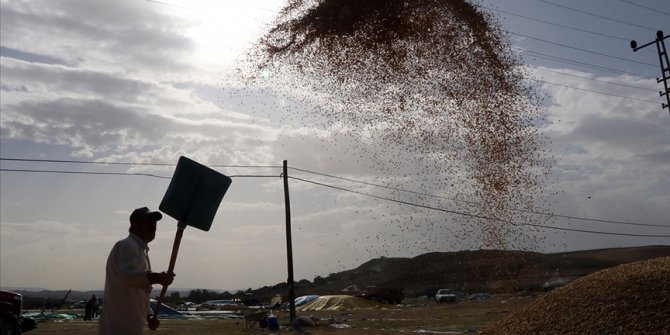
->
xmin=255 ymin=245 xmax=670 ymax=299
xmin=13 ymin=245 xmax=670 ymax=306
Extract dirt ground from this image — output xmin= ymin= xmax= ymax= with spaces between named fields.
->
xmin=24 ymin=294 xmax=539 ymax=335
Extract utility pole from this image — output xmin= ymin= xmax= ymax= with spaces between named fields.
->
xmin=282 ymin=160 xmax=296 ymax=323
xmin=631 ymin=30 xmax=670 ymax=114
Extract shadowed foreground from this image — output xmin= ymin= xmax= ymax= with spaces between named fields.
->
xmin=24 ymin=294 xmax=535 ymax=335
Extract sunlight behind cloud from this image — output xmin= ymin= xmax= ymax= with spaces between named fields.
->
xmin=163 ymin=0 xmax=283 ymax=66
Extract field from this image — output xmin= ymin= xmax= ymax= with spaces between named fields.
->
xmin=24 ymin=294 xmax=538 ymax=335
xmin=20 ymin=249 xmax=670 ymax=334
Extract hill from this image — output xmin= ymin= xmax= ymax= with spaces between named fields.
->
xmin=256 ymin=245 xmax=670 ymax=299
xmin=11 ymin=245 xmax=670 ymax=306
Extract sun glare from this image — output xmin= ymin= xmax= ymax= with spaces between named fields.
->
xmin=170 ymin=0 xmax=283 ymax=66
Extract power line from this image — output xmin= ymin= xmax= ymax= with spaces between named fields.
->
xmin=521 ymin=49 xmax=656 ymax=79
xmin=619 ymin=0 xmax=670 ymax=16
xmin=0 ymin=157 xmax=282 ymax=169
xmin=288 ymin=175 xmax=522 ymax=223
xmin=490 ymin=7 xmax=660 ymax=82
xmin=510 ymin=32 xmax=658 ymax=68
xmin=146 ymin=0 xmax=658 ymax=76
xmin=289 ymin=167 xmax=669 ymax=228
xmin=1 ymin=158 xmax=176 ymax=166
xmin=288 ymin=176 xmax=670 ymax=238
xmin=532 ymin=66 xmax=657 ymax=92
xmin=0 ymin=168 xmax=278 ymax=179
xmin=537 ymin=79 xmax=660 ymax=104
xmin=538 ymin=0 xmax=658 ymax=32
xmin=3 ymin=157 xmax=665 ymax=228
xmin=0 ymin=168 xmax=171 ymax=179
xmin=531 ymin=67 xmax=663 ymax=105
xmin=484 ymin=6 xmax=632 ymax=42
xmin=3 ymin=163 xmax=668 ymax=235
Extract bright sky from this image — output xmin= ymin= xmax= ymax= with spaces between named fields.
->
xmin=1 ymin=0 xmax=669 ymax=292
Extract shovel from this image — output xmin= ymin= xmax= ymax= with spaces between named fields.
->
xmin=149 ymin=156 xmax=232 ymax=330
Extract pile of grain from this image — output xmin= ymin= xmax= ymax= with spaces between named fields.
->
xmin=479 ymin=257 xmax=670 ymax=335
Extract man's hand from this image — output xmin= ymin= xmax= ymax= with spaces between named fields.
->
xmin=147 ymin=271 xmax=175 ymax=286
xmin=148 ymin=315 xmax=160 ymax=330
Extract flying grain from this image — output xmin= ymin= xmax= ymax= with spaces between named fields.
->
xmin=238 ymin=0 xmax=554 ymax=251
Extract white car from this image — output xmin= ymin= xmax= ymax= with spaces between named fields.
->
xmin=434 ymin=289 xmax=457 ymax=303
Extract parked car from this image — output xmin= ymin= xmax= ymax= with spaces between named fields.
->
xmin=434 ymin=289 xmax=457 ymax=303
xmin=0 ymin=290 xmax=36 ymax=334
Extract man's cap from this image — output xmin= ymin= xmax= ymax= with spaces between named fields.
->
xmin=130 ymin=207 xmax=163 ymax=224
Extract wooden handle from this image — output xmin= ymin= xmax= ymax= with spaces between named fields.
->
xmin=150 ymin=224 xmax=185 ymax=328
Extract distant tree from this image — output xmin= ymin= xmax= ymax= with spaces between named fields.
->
xmin=314 ymin=276 xmax=326 ymax=285
xmin=188 ymin=289 xmax=215 ymax=303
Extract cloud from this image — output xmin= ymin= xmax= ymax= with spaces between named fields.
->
xmin=0 ymin=46 xmax=69 ymax=65
xmin=0 ymin=0 xmax=196 ymax=73
xmin=1 ymin=57 xmax=156 ymax=102
xmin=537 ymin=68 xmax=670 ymax=226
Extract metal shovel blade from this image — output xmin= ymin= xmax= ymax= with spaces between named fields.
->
xmin=159 ymin=156 xmax=232 ymax=231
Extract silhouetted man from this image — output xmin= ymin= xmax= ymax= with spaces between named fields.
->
xmin=99 ymin=207 xmax=174 ymax=335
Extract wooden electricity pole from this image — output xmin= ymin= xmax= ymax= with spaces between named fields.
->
xmin=282 ymin=160 xmax=296 ymax=323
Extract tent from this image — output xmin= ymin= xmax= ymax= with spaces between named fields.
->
xmin=149 ymin=299 xmax=189 ymax=318
xmin=295 ymin=295 xmax=319 ymax=307
xmin=297 ymin=295 xmax=380 ymax=311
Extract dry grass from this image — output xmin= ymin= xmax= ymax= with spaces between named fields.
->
xmin=25 ymin=295 xmax=537 ymax=335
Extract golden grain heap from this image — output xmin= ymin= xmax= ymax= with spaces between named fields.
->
xmin=479 ymin=257 xmax=670 ymax=335
xmin=241 ymin=0 xmax=553 ymax=250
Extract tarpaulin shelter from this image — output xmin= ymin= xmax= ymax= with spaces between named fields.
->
xmin=297 ymin=295 xmax=380 ymax=311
